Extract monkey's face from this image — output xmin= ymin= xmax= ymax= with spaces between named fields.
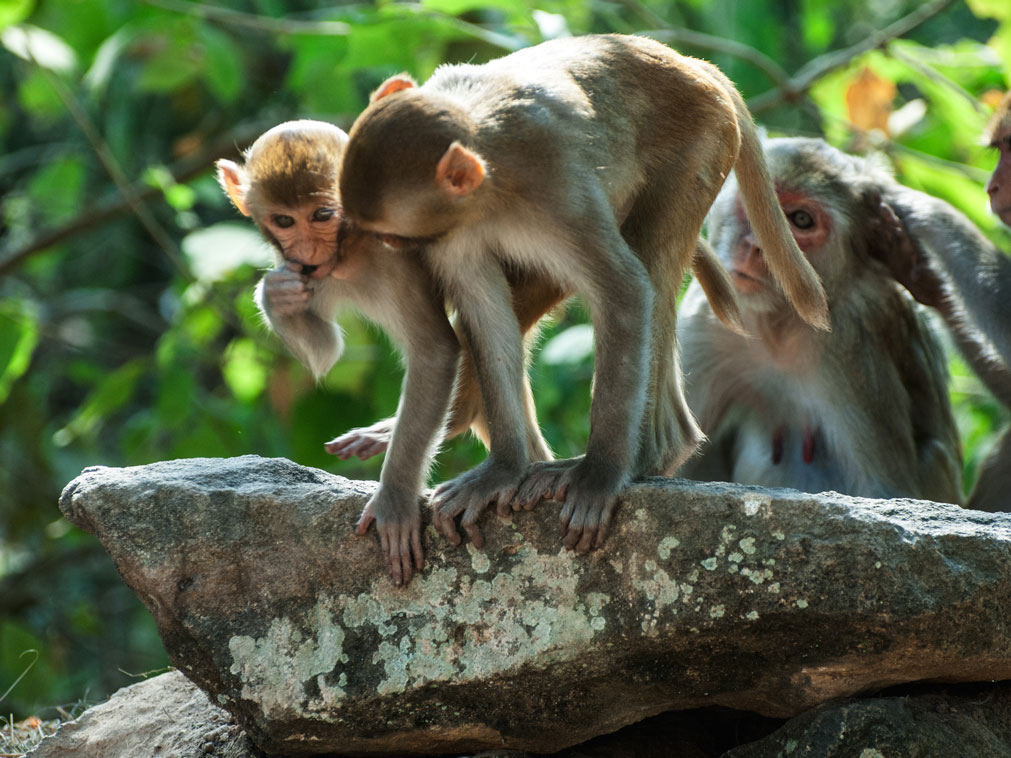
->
xmin=717 ymin=187 xmax=833 ymax=314
xmin=987 ymin=131 xmax=1011 ymax=227
xmin=256 ymin=199 xmax=343 ymax=279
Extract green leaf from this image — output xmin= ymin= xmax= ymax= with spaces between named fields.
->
xmin=27 ymin=155 xmax=85 ymax=225
xmin=966 ymin=0 xmax=1011 ymax=22
xmin=196 ymin=24 xmax=243 ymax=103
xmin=181 ymin=222 xmax=273 ymax=283
xmin=54 ymin=359 xmax=147 ymax=445
xmin=223 ymin=338 xmax=268 ymax=403
xmin=541 ymin=324 xmax=594 ymax=365
xmin=0 ymin=24 xmax=76 ymax=72
xmin=0 ymin=299 xmax=39 ymax=406
xmin=0 ymin=0 xmax=34 ymax=31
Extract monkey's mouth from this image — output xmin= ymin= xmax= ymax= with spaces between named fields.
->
xmin=730 ymin=269 xmax=764 ymax=293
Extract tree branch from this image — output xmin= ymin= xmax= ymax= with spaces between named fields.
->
xmin=0 ymin=122 xmax=269 ymax=278
xmin=140 ymin=0 xmax=351 ymax=36
xmin=747 ymin=0 xmax=958 ymax=113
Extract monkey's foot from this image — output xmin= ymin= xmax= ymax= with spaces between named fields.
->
xmin=430 ymin=458 xmax=522 ymax=549
xmin=511 ymin=457 xmax=583 ymax=510
xmin=325 ymin=417 xmax=395 ymax=460
xmin=355 ymin=486 xmax=423 ymax=587
xmin=519 ymin=458 xmax=625 ymax=553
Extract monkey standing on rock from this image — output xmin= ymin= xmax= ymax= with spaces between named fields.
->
xmin=678 ymin=138 xmax=962 ymax=503
xmin=216 ymin=120 xmax=566 ymax=585
xmin=876 ymin=91 xmax=1011 ymax=511
xmin=338 ymin=34 xmax=830 ymax=554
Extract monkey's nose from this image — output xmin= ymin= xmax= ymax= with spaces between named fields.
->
xmin=301 ymin=264 xmax=319 ymax=276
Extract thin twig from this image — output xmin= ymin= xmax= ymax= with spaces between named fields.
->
xmin=748 ymin=0 xmax=958 ymax=113
xmin=0 ymin=123 xmax=269 ymax=278
xmin=619 ymin=0 xmax=790 ymax=88
xmin=140 ymin=0 xmax=351 ymax=36
xmin=33 ymin=62 xmax=193 ymax=282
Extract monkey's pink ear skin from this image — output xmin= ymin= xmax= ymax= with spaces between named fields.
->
xmin=370 ymin=74 xmax=418 ymax=102
xmin=216 ymin=159 xmax=251 ymax=217
xmin=435 ymin=141 xmax=486 ymax=197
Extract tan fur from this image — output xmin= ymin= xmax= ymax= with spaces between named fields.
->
xmin=681 ymin=137 xmax=961 ymax=504
xmin=339 ymin=35 xmax=828 ymax=551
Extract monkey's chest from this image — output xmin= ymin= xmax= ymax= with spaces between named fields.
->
xmin=730 ymin=419 xmax=852 ymax=495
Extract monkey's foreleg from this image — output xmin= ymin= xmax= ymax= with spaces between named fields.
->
xmin=428 ymin=256 xmax=531 ymax=548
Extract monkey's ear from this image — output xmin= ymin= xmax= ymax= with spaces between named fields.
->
xmin=216 ymin=159 xmax=251 ymax=217
xmin=370 ymin=74 xmax=417 ymax=103
xmin=435 ymin=141 xmax=486 ymax=197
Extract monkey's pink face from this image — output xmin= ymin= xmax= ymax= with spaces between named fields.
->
xmin=730 ymin=191 xmax=830 ymax=295
xmin=987 ymin=135 xmax=1011 ymax=227
xmin=259 ymin=201 xmax=345 ymax=279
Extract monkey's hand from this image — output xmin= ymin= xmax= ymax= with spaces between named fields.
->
xmin=869 ymin=202 xmax=946 ymax=309
xmin=356 ymin=485 xmax=423 ymax=587
xmin=515 ymin=457 xmax=622 ymax=553
xmin=325 ymin=417 xmax=395 ymax=460
xmin=429 ymin=457 xmax=522 ymax=549
xmin=260 ymin=267 xmax=312 ymax=317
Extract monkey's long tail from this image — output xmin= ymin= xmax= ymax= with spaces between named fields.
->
xmin=691 ymin=239 xmax=746 ymax=336
xmin=730 ymin=94 xmax=830 ymax=331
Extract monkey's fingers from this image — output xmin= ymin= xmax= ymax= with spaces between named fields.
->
xmin=355 ymin=503 xmax=376 ymax=535
xmin=430 ymin=500 xmax=462 ymax=546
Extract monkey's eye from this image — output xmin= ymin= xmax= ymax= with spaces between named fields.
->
xmin=313 ymin=207 xmax=335 ymax=222
xmin=273 ymin=214 xmax=295 ymax=229
xmin=787 ymin=209 xmax=816 ymax=230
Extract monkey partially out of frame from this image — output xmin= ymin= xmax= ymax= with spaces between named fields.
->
xmin=678 ymin=138 xmax=962 ymax=504
xmin=216 ymin=120 xmax=566 ymax=585
xmin=875 ymin=91 xmax=1011 ymax=511
xmin=338 ymin=34 xmax=830 ymax=553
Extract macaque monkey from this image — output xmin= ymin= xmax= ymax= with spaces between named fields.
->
xmin=338 ymin=34 xmax=830 ymax=553
xmin=875 ymin=91 xmax=1011 ymax=511
xmin=216 ymin=120 xmax=565 ymax=584
xmin=678 ymin=138 xmax=962 ymax=503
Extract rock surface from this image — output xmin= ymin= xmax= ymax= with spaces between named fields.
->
xmin=60 ymin=456 xmax=1011 ymax=755
xmin=723 ymin=684 xmax=1011 ymax=758
xmin=27 ymin=670 xmax=256 ymax=758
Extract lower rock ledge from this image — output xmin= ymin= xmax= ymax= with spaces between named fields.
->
xmin=58 ymin=455 xmax=1011 ymax=755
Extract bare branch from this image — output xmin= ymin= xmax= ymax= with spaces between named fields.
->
xmin=0 ymin=123 xmax=269 ymax=278
xmin=140 ymin=0 xmax=351 ymax=36
xmin=748 ymin=0 xmax=958 ymax=113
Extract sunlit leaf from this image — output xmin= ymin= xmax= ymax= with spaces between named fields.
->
xmin=0 ymin=300 xmax=39 ymax=406
xmin=181 ymin=223 xmax=273 ymax=283
xmin=223 ymin=338 xmax=268 ymax=403
xmin=1 ymin=24 xmax=76 ymax=72
xmin=966 ymin=0 xmax=1011 ymax=22
xmin=541 ymin=324 xmax=594 ymax=365
xmin=845 ymin=67 xmax=896 ymax=134
xmin=0 ymin=0 xmax=33 ymax=31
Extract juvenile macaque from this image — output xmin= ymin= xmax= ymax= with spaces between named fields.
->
xmin=216 ymin=120 xmax=563 ymax=584
xmin=678 ymin=138 xmax=962 ymax=503
xmin=338 ymin=34 xmax=830 ymax=552
xmin=876 ymin=91 xmax=1011 ymax=510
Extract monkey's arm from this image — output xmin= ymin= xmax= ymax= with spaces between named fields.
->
xmin=255 ymin=268 xmax=344 ymax=380
xmin=354 ymin=256 xmax=461 ymax=586
xmin=883 ymin=186 xmax=1011 ymax=404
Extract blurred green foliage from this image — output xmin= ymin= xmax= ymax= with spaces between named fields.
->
xmin=0 ymin=0 xmax=1007 ymax=721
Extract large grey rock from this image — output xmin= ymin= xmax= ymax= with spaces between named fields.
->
xmin=60 ymin=456 xmax=1011 ymax=755
xmin=27 ymin=670 xmax=256 ymax=758
xmin=723 ymin=685 xmax=1011 ymax=757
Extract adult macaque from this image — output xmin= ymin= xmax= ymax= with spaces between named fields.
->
xmin=338 ymin=34 xmax=830 ymax=552
xmin=216 ymin=120 xmax=563 ymax=584
xmin=678 ymin=137 xmax=962 ymax=503
xmin=876 ymin=91 xmax=1011 ymax=511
